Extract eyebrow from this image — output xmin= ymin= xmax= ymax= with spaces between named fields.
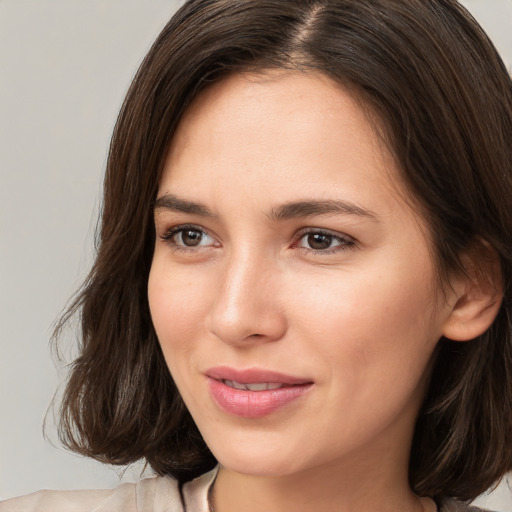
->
xmin=154 ymin=194 xmax=377 ymax=222
xmin=154 ymin=194 xmax=216 ymax=217
xmin=268 ymin=199 xmax=378 ymax=222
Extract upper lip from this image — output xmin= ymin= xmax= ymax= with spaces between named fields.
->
xmin=205 ymin=366 xmax=313 ymax=385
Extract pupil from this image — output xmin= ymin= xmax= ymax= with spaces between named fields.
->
xmin=182 ymin=230 xmax=202 ymax=246
xmin=308 ymin=233 xmax=332 ymax=250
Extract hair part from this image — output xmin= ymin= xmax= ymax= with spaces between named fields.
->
xmin=55 ymin=0 xmax=512 ymax=500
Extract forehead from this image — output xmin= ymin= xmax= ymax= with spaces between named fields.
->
xmin=161 ymin=71 xmax=413 ymax=222
xmin=169 ymin=71 xmax=386 ymax=152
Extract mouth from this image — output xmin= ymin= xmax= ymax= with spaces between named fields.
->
xmin=205 ymin=367 xmax=314 ymax=418
xmin=206 ymin=366 xmax=312 ymax=386
xmin=221 ymin=380 xmax=288 ymax=391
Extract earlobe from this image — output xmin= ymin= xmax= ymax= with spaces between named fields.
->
xmin=442 ymin=242 xmax=503 ymax=342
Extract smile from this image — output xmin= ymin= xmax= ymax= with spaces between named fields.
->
xmin=222 ymin=380 xmax=285 ymax=391
xmin=206 ymin=367 xmax=314 ymax=418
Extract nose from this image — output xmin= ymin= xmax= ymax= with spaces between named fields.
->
xmin=205 ymin=249 xmax=288 ymax=346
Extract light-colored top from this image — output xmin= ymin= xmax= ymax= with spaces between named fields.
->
xmin=0 ymin=468 xmax=217 ymax=512
xmin=0 ymin=467 xmax=493 ymax=512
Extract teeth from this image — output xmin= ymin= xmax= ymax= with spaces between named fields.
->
xmin=246 ymin=383 xmax=269 ymax=391
xmin=227 ymin=380 xmax=247 ymax=390
xmin=223 ymin=380 xmax=285 ymax=391
xmin=266 ymin=383 xmax=284 ymax=390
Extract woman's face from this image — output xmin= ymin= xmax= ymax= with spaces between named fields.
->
xmin=148 ymin=71 xmax=455 ymax=478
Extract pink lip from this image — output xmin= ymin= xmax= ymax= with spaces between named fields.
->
xmin=206 ymin=366 xmax=314 ymax=418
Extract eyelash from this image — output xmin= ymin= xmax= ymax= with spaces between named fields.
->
xmin=293 ymin=228 xmax=356 ymax=254
xmin=159 ymin=224 xmax=357 ymax=255
xmin=160 ymin=224 xmax=217 ymax=253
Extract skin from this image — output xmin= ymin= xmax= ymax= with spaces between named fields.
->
xmin=148 ymin=71 xmax=461 ymax=512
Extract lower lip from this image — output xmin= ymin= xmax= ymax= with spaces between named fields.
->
xmin=207 ymin=378 xmax=313 ymax=418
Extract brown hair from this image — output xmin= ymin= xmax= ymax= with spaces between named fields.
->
xmin=56 ymin=0 xmax=512 ymax=501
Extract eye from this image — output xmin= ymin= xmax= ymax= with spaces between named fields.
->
xmin=296 ymin=230 xmax=355 ymax=252
xmin=161 ymin=225 xmax=216 ymax=249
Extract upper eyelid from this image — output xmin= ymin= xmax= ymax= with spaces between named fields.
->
xmin=159 ymin=224 xmax=352 ymax=237
xmin=161 ymin=224 xmax=213 ymax=240
xmin=293 ymin=228 xmax=358 ymax=254
xmin=295 ymin=227 xmax=355 ymax=241
xmin=154 ymin=207 xmax=356 ymax=236
xmin=160 ymin=225 xmax=218 ymax=251
xmin=158 ymin=223 xmax=356 ymax=248
xmin=296 ymin=227 xmax=349 ymax=235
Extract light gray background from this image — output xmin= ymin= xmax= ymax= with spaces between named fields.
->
xmin=1 ymin=0 xmax=511 ymax=508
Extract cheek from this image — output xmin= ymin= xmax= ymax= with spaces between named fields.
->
xmin=148 ymin=259 xmax=213 ymax=362
xmin=287 ymin=260 xmax=440 ymax=380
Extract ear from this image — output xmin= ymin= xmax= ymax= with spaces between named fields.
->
xmin=442 ymin=241 xmax=503 ymax=342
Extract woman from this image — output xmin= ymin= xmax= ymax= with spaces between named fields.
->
xmin=2 ymin=0 xmax=511 ymax=511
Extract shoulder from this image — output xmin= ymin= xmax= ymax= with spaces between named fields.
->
xmin=0 ymin=475 xmax=182 ymax=512
xmin=440 ymin=498 xmax=498 ymax=512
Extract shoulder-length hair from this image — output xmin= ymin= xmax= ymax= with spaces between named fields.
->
xmin=56 ymin=0 xmax=512 ymax=501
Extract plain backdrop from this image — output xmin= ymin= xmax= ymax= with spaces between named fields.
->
xmin=1 ymin=0 xmax=511 ymax=508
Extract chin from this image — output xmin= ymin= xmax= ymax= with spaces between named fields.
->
xmin=201 ymin=426 xmax=328 ymax=478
